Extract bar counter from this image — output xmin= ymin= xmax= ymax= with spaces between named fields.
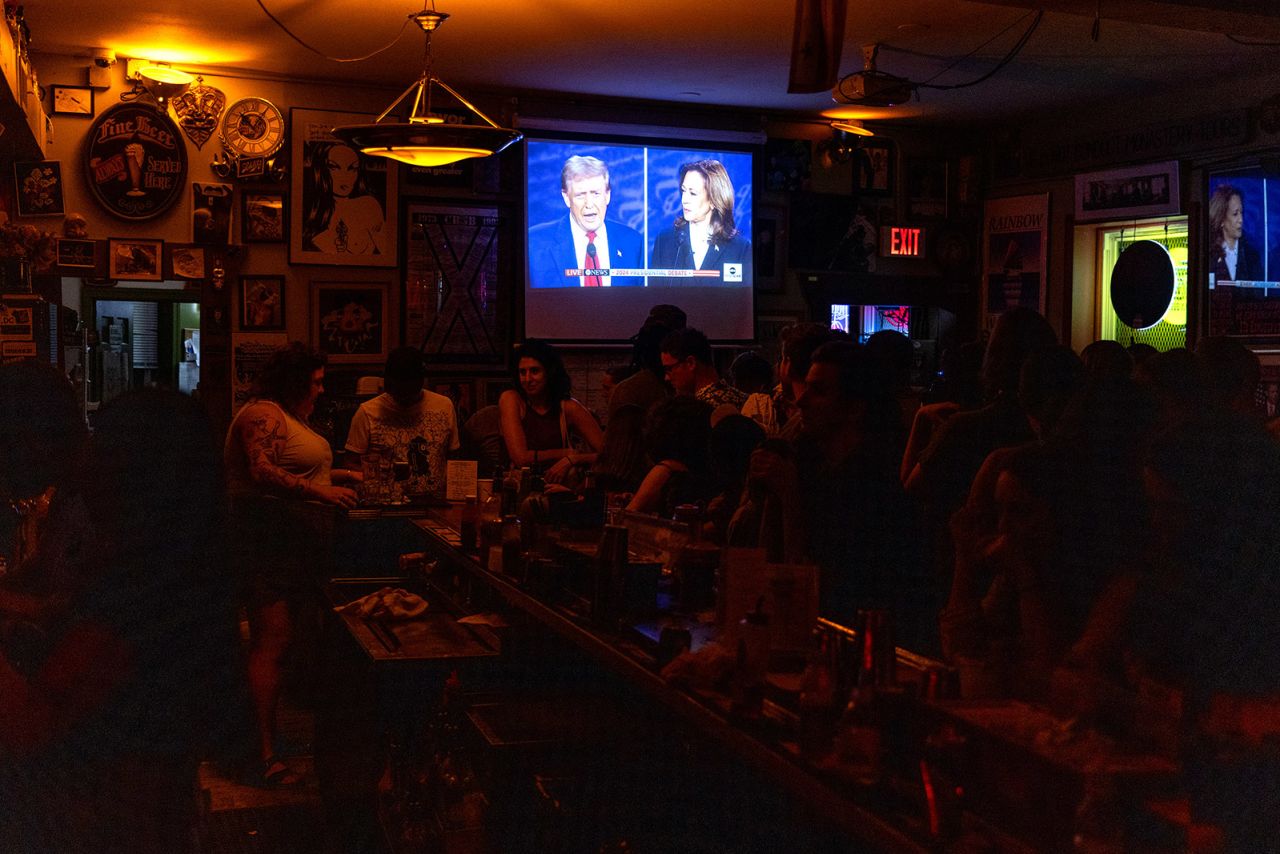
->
xmin=331 ymin=503 xmax=1186 ymax=852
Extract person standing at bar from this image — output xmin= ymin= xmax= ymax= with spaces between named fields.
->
xmin=224 ymin=342 xmax=360 ymax=787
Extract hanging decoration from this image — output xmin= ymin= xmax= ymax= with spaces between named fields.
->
xmin=170 ymin=77 xmax=227 ymax=150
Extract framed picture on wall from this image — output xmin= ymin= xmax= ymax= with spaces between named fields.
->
xmin=754 ymin=203 xmax=788 ymax=293
xmin=1074 ymin=160 xmax=1180 ymax=223
xmin=14 ymin=161 xmax=65 ymax=216
xmin=107 ymin=237 xmax=163 ymax=281
xmin=51 ymin=85 xmax=94 ymax=117
xmin=242 ymin=191 xmax=286 ymax=243
xmin=855 ymin=140 xmax=896 ymax=196
xmin=166 ymin=243 xmax=207 ymax=280
xmin=906 ymin=157 xmax=948 ymax=218
xmin=311 ymin=280 xmax=389 ymax=363
xmin=289 ymin=108 xmax=398 ymax=267
xmin=403 ymin=201 xmax=512 ymax=370
xmin=240 ymin=275 xmax=286 ymax=331
xmin=56 ymin=238 xmax=96 ymax=270
xmin=430 ymin=378 xmax=477 ymax=425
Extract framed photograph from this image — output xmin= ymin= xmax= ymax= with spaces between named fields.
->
xmin=430 ymin=378 xmax=477 ymax=425
xmin=906 ymin=157 xmax=948 ymax=219
xmin=754 ymin=203 xmax=788 ymax=293
xmin=56 ymin=238 xmax=96 ymax=270
xmin=240 ymin=275 xmax=286 ymax=331
xmin=51 ymin=85 xmax=93 ymax=117
xmin=290 ymin=108 xmax=397 ymax=267
xmin=479 ymin=377 xmax=514 ymax=407
xmin=403 ymin=202 xmax=512 ymax=370
xmin=107 ymin=237 xmax=163 ymax=281
xmin=757 ymin=312 xmax=804 ymax=348
xmin=311 ymin=280 xmax=389 ymax=363
xmin=192 ymin=182 xmax=233 ymax=246
xmin=242 ymin=191 xmax=286 ymax=243
xmin=14 ymin=161 xmax=65 ymax=216
xmin=855 ymin=140 xmax=896 ymax=196
xmin=1075 ymin=160 xmax=1180 ymax=223
xmin=166 ymin=243 xmax=206 ymax=280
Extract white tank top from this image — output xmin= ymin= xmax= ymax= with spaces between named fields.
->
xmin=225 ymin=399 xmax=333 ymax=497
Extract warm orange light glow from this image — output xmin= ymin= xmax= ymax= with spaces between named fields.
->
xmin=822 ymin=107 xmax=890 ymax=121
xmin=360 ymin=146 xmax=491 ymax=167
xmin=831 ymin=120 xmax=874 ymax=137
xmin=115 ymin=40 xmax=253 ymax=66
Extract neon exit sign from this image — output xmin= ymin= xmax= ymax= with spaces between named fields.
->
xmin=879 ymin=226 xmax=925 ymax=257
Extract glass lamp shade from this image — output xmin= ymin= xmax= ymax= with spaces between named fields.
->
xmin=830 ymin=120 xmax=874 ymax=137
xmin=332 ymin=122 xmax=523 ymax=168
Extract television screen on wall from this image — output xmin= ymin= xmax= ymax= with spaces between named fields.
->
xmin=523 ymin=134 xmax=757 ymax=342
xmin=1206 ymin=168 xmax=1280 ymax=342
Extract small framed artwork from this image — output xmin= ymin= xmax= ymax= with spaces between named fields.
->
xmin=906 ymin=157 xmax=948 ymax=219
xmin=1074 ymin=160 xmax=1180 ymax=223
xmin=754 ymin=203 xmax=789 ymax=293
xmin=166 ymin=243 xmax=206 ymax=280
xmin=479 ymin=377 xmax=513 ymax=407
xmin=430 ymin=378 xmax=477 ymax=424
xmin=51 ymin=85 xmax=94 ymax=117
xmin=855 ymin=140 xmax=896 ymax=196
xmin=14 ymin=161 xmax=65 ymax=216
xmin=242 ymin=191 xmax=286 ymax=243
xmin=311 ymin=280 xmax=389 ymax=364
xmin=240 ymin=275 xmax=286 ymax=331
xmin=107 ymin=237 xmax=163 ymax=281
xmin=56 ymin=238 xmax=96 ymax=270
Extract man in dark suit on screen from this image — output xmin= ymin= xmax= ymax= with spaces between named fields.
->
xmin=528 ymin=155 xmax=645 ymax=287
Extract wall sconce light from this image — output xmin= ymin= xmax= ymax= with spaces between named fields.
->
xmin=137 ymin=65 xmax=193 ymax=110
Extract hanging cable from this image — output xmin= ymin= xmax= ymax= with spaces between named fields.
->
xmin=255 ymin=0 xmax=414 ymax=62
xmin=1225 ymin=33 xmax=1280 ymax=47
xmin=916 ymin=10 xmax=1038 ymax=86
xmin=917 ymin=11 xmax=1043 ymax=91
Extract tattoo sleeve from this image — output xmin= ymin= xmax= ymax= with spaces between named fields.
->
xmin=239 ymin=408 xmax=316 ymax=500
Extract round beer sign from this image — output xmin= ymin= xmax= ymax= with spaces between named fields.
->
xmin=83 ymin=103 xmax=188 ymax=220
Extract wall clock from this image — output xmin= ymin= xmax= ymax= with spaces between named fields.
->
xmin=220 ymin=97 xmax=285 ymax=160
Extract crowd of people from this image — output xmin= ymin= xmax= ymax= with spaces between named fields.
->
xmin=3 ymin=302 xmax=1279 ymax=849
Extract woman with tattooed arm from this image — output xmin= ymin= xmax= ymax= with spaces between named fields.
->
xmin=224 ymin=342 xmax=360 ymax=786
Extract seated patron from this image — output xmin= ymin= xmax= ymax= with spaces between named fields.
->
xmin=499 ymin=339 xmax=603 ymax=483
xmin=660 ymin=326 xmax=747 ymax=410
xmin=344 ymin=347 xmax=460 ymax=498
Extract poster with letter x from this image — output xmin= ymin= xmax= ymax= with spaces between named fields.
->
xmin=404 ymin=203 xmax=512 ymax=370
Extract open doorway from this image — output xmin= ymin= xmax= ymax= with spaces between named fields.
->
xmin=85 ymin=289 xmax=201 ymax=408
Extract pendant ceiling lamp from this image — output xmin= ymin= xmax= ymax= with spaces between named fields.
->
xmin=332 ymin=2 xmax=522 ymax=168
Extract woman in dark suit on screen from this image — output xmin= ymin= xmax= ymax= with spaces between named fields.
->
xmin=1208 ymin=183 xmax=1262 ymax=282
xmin=649 ymin=159 xmax=752 ymax=286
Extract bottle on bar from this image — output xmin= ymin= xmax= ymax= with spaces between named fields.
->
xmin=500 ymin=514 xmax=522 ymax=578
xmin=459 ymin=495 xmax=478 ymax=553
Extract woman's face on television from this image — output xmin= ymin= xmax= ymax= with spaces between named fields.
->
xmin=518 ymin=357 xmax=547 ymax=400
xmin=327 ymin=145 xmax=361 ymax=198
xmin=1224 ymin=194 xmax=1243 ymax=242
xmin=681 ymin=171 xmax=712 ymax=225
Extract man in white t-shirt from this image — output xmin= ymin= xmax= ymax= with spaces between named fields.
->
xmin=345 ymin=347 xmax=459 ymax=498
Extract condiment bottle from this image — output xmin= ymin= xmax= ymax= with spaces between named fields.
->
xmin=733 ymin=597 xmax=771 ymax=716
xmin=500 ymin=514 xmax=522 ymax=577
xmin=459 ymin=495 xmax=478 ymax=553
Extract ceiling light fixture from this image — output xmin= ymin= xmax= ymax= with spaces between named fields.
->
xmin=332 ymin=2 xmax=522 ymax=168
xmin=830 ymin=119 xmax=874 ymax=137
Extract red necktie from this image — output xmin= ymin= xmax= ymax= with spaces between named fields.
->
xmin=584 ymin=230 xmax=601 ymax=287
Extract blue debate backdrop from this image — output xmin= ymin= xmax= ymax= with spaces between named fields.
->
xmin=525 ymin=138 xmax=754 ymax=275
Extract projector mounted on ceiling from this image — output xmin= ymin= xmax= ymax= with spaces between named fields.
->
xmin=831 ymin=44 xmax=915 ymax=108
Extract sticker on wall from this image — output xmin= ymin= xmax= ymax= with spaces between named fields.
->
xmin=83 ymin=103 xmax=188 ymax=220
xmin=170 ymin=78 xmax=226 ymax=150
